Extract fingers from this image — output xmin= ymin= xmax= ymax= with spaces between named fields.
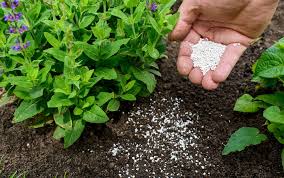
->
xmin=169 ymin=0 xmax=200 ymax=41
xmin=202 ymin=71 xmax=219 ymax=90
xmin=212 ymin=43 xmax=247 ymax=83
xmin=177 ymin=30 xmax=201 ymax=76
xmin=193 ymin=21 xmax=253 ymax=46
xmin=188 ymin=68 xmax=203 ymax=85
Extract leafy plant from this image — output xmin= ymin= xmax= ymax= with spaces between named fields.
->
xmin=223 ymin=37 xmax=284 ymax=168
xmin=0 ymin=0 xmax=178 ymax=148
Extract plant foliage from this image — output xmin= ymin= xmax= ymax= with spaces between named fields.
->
xmin=223 ymin=37 xmax=284 ymax=169
xmin=0 ymin=0 xmax=178 ymax=148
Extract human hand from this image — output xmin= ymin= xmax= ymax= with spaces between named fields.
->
xmin=169 ymin=0 xmax=279 ymax=90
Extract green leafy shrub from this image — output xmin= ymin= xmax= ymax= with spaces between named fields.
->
xmin=0 ymin=0 xmax=178 ymax=148
xmin=223 ymin=37 xmax=284 ymax=168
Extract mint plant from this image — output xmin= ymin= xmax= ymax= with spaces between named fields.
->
xmin=223 ymin=37 xmax=284 ymax=169
xmin=0 ymin=0 xmax=178 ymax=148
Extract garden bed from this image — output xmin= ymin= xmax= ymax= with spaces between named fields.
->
xmin=1 ymin=1 xmax=284 ymax=177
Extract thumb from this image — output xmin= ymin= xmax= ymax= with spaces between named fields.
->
xmin=169 ymin=0 xmax=200 ymax=41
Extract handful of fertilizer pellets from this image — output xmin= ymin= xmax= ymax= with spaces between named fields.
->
xmin=191 ymin=39 xmax=226 ymax=75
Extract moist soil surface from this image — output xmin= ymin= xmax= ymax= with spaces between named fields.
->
xmin=1 ymin=1 xmax=284 ymax=178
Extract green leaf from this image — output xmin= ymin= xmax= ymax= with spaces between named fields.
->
xmin=14 ymin=86 xmax=44 ymax=100
xmin=79 ymin=15 xmax=95 ymax=28
xmin=54 ymin=109 xmax=73 ymax=130
xmin=222 ymin=127 xmax=267 ymax=155
xmin=6 ymin=76 xmax=33 ymax=88
xmin=53 ymin=126 xmax=65 ymax=141
xmin=0 ymin=93 xmax=13 ymax=108
xmin=148 ymin=15 xmax=161 ymax=35
xmin=107 ymin=99 xmax=120 ymax=112
xmin=64 ymin=119 xmax=85 ymax=148
xmin=94 ymin=68 xmax=117 ymax=80
xmin=148 ymin=45 xmax=160 ymax=59
xmin=111 ymin=9 xmax=129 ymax=23
xmin=263 ymin=106 xmax=284 ymax=124
xmin=255 ymin=92 xmax=284 ymax=107
xmin=258 ymin=66 xmax=284 ymax=78
xmin=123 ymin=0 xmax=139 ymax=8
xmin=83 ymin=105 xmax=109 ymax=123
xmin=92 ymin=20 xmax=111 ymax=40
xmin=159 ymin=0 xmax=176 ymax=15
xmin=44 ymin=32 xmax=61 ymax=48
xmin=13 ymin=100 xmax=44 ymax=123
xmin=79 ymin=43 xmax=99 ymax=61
xmin=29 ymin=116 xmax=53 ymax=129
xmin=97 ymin=92 xmax=114 ymax=106
xmin=120 ymin=94 xmax=136 ymax=101
xmin=267 ymin=123 xmax=284 ymax=144
xmin=124 ymin=80 xmax=136 ymax=92
xmin=253 ymin=38 xmax=284 ymax=77
xmin=133 ymin=69 xmax=157 ymax=93
xmin=105 ymin=39 xmax=130 ymax=59
xmin=47 ymin=93 xmax=74 ymax=108
xmin=73 ymin=107 xmax=83 ymax=116
xmin=44 ymin=48 xmax=66 ymax=62
xmin=234 ymin=94 xmax=261 ymax=113
xmin=133 ymin=2 xmax=145 ymax=23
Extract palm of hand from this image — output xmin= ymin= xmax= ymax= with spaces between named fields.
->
xmin=170 ymin=0 xmax=279 ymax=90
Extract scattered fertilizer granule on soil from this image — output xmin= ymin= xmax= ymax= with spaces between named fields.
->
xmin=191 ymin=39 xmax=226 ymax=75
xmin=109 ymin=93 xmax=215 ymax=177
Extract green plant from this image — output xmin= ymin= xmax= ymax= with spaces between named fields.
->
xmin=223 ymin=37 xmax=284 ymax=168
xmin=0 ymin=0 xmax=178 ymax=148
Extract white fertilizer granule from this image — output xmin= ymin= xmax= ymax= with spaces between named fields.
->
xmin=109 ymin=93 xmax=215 ymax=177
xmin=191 ymin=39 xmax=226 ymax=75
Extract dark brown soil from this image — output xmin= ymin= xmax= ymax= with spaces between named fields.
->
xmin=1 ymin=1 xmax=284 ymax=178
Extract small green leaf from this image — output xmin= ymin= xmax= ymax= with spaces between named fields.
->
xmin=134 ymin=2 xmax=145 ymax=23
xmin=222 ymin=127 xmax=267 ymax=155
xmin=234 ymin=94 xmax=261 ymax=113
xmin=14 ymin=86 xmax=44 ymax=100
xmin=44 ymin=32 xmax=60 ymax=48
xmin=259 ymin=66 xmax=284 ymax=78
xmin=97 ymin=92 xmax=114 ymax=106
xmin=123 ymin=0 xmax=139 ymax=8
xmin=6 ymin=76 xmax=33 ymax=88
xmin=80 ymin=43 xmax=99 ymax=61
xmin=263 ymin=106 xmax=284 ymax=124
xmin=94 ymin=68 xmax=117 ymax=80
xmin=53 ymin=126 xmax=65 ymax=140
xmin=107 ymin=99 xmax=120 ymax=112
xmin=111 ymin=9 xmax=129 ymax=23
xmin=105 ymin=39 xmax=130 ymax=59
xmin=255 ymin=92 xmax=284 ymax=107
xmin=92 ymin=20 xmax=111 ymax=40
xmin=133 ymin=69 xmax=157 ymax=93
xmin=74 ymin=107 xmax=83 ymax=116
xmin=54 ymin=109 xmax=73 ymax=130
xmin=120 ymin=94 xmax=136 ymax=101
xmin=13 ymin=100 xmax=44 ymax=123
xmin=0 ymin=93 xmax=13 ymax=108
xmin=148 ymin=15 xmax=161 ymax=35
xmin=148 ymin=45 xmax=160 ymax=59
xmin=83 ymin=105 xmax=109 ymax=123
xmin=64 ymin=119 xmax=85 ymax=148
xmin=254 ymin=37 xmax=284 ymax=77
xmin=47 ymin=93 xmax=74 ymax=108
xmin=79 ymin=15 xmax=95 ymax=28
xmin=44 ymin=48 xmax=66 ymax=62
xmin=124 ymin=80 xmax=136 ymax=92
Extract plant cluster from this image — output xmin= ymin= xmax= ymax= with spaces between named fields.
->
xmin=223 ymin=37 xmax=284 ymax=168
xmin=0 ymin=0 xmax=178 ymax=148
